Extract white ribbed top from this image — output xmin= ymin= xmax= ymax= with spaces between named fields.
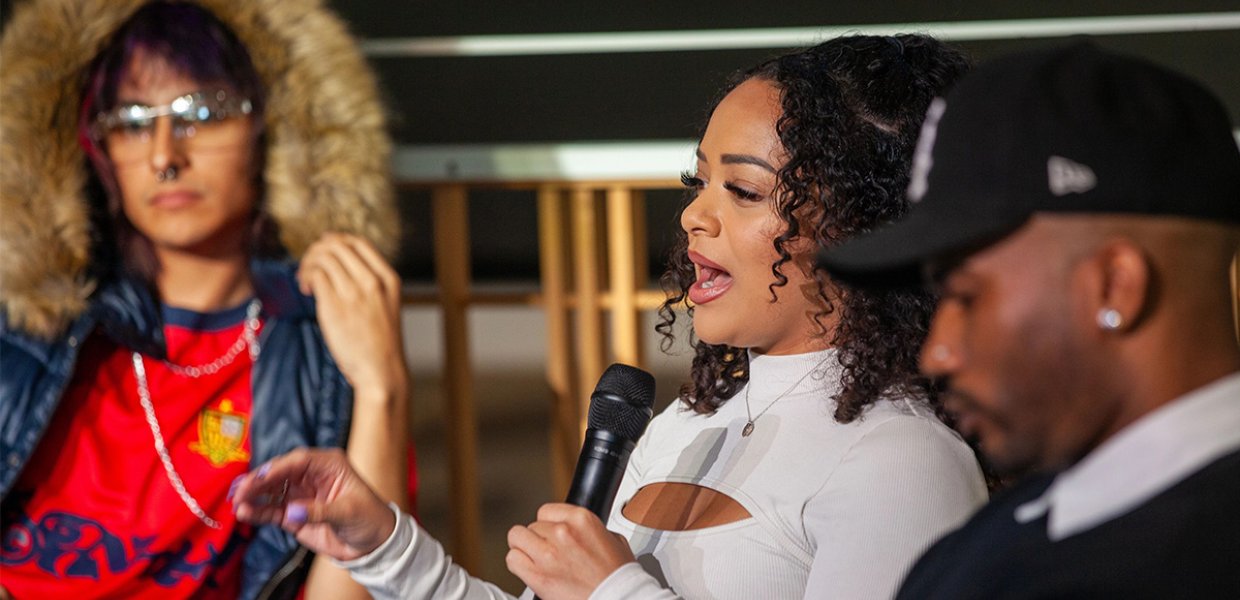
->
xmin=341 ymin=349 xmax=986 ymax=600
xmin=596 ymin=349 xmax=986 ymax=600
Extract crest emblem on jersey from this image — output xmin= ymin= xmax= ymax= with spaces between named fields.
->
xmin=189 ymin=399 xmax=250 ymax=466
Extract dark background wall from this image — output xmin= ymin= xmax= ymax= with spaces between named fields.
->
xmin=336 ymin=1 xmax=1240 ymax=145
xmin=5 ymin=1 xmax=1238 ymax=283
xmin=335 ymin=1 xmax=1240 ymax=284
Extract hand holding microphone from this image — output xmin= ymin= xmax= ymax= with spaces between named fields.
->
xmin=507 ymin=364 xmax=656 ymax=600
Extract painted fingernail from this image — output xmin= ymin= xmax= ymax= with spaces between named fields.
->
xmin=227 ymin=475 xmax=245 ymax=502
xmin=286 ymin=503 xmax=308 ymax=525
xmin=257 ymin=462 xmax=272 ymax=479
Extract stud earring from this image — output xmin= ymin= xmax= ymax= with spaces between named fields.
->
xmin=928 ymin=344 xmax=953 ymax=363
xmin=1096 ymin=307 xmax=1123 ymax=331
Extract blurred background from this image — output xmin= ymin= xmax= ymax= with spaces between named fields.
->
xmin=351 ymin=1 xmax=1240 ymax=284
xmin=3 ymin=0 xmax=1238 ymax=593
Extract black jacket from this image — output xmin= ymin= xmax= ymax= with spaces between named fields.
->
xmin=896 ymin=448 xmax=1240 ymax=599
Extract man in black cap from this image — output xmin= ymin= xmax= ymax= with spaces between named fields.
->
xmin=820 ymin=41 xmax=1240 ymax=597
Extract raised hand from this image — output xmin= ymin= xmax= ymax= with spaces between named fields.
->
xmin=232 ymin=447 xmax=396 ymax=561
xmin=506 ymin=503 xmax=636 ymax=600
xmin=296 ymin=232 xmax=407 ymax=400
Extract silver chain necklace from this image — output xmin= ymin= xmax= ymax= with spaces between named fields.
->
xmin=163 ymin=300 xmax=262 ymax=377
xmin=742 ymin=356 xmax=829 ymax=437
xmin=130 ymin=298 xmax=262 ymax=529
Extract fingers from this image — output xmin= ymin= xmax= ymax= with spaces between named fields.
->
xmin=280 ymin=496 xmax=352 ymax=528
xmin=341 ymin=234 xmax=401 ymax=304
xmin=296 ymin=233 xmax=406 ymax=393
xmin=504 ymin=546 xmax=535 ymax=584
xmin=282 ymin=500 xmax=324 ymax=527
xmin=297 ymin=233 xmax=399 ymax=305
xmin=233 ymin=494 xmax=287 ymax=527
xmin=536 ymin=503 xmax=604 ymax=533
xmin=505 ymin=527 xmax=540 ymax=588
xmin=506 ymin=524 xmax=554 ymax=589
xmin=298 ymin=245 xmax=345 ymax=299
xmin=230 ymin=447 xmax=399 ymax=560
xmin=536 ymin=502 xmax=586 ymax=521
xmin=232 ymin=447 xmax=345 ymax=520
xmin=507 ymin=524 xmax=547 ymax=559
xmin=507 ymin=507 xmax=592 ymax=563
xmin=507 ymin=505 xmax=634 ymax=599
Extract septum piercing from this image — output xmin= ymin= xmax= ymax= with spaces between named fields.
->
xmin=155 ymin=166 xmax=179 ymax=182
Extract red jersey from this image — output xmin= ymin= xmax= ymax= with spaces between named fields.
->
xmin=2 ymin=302 xmax=260 ymax=598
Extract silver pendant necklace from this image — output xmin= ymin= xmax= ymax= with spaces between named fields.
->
xmin=131 ymin=299 xmax=262 ymax=529
xmin=742 ymin=356 xmax=829 ymax=437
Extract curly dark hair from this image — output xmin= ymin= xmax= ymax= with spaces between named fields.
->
xmin=657 ymin=34 xmax=970 ymax=423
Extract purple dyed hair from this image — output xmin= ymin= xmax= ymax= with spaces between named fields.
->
xmin=77 ymin=1 xmax=277 ymax=280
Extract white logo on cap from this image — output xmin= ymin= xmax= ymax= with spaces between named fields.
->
xmin=908 ymin=98 xmax=946 ymax=203
xmin=1047 ymin=155 xmax=1097 ymax=196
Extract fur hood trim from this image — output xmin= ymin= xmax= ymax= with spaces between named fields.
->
xmin=0 ymin=0 xmax=398 ymax=338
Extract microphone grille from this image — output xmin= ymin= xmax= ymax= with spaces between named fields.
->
xmin=588 ymin=363 xmax=656 ymax=441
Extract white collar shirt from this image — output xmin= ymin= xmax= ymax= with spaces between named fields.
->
xmin=1014 ymin=372 xmax=1240 ymax=541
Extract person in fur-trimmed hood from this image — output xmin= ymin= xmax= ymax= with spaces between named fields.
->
xmin=0 ymin=1 xmax=412 ymax=598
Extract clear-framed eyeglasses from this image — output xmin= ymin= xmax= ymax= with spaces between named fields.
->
xmin=91 ymin=89 xmax=254 ymax=165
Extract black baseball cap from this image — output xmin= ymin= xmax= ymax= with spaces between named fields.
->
xmin=818 ymin=40 xmax=1240 ymax=281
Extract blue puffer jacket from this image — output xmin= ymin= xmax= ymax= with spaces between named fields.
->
xmin=0 ymin=259 xmax=353 ymax=600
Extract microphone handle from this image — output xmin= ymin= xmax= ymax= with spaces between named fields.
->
xmin=532 ymin=430 xmax=634 ymax=600
xmin=565 ymin=428 xmax=635 ymax=519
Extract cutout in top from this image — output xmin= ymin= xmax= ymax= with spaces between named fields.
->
xmin=622 ymin=482 xmax=752 ymax=531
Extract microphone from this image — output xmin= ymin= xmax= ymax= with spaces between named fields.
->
xmin=564 ymin=363 xmax=656 ymax=519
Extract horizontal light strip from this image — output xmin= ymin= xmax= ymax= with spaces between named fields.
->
xmin=393 ymin=140 xmax=696 ymax=183
xmin=362 ymin=12 xmax=1240 ymax=57
xmin=395 ymin=133 xmax=1240 ymax=183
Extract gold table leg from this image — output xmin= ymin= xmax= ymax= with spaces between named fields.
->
xmin=607 ymin=185 xmax=644 ymax=368
xmin=571 ymin=187 xmax=605 ymax=435
xmin=539 ymin=186 xmax=578 ymax=496
xmin=432 ymin=185 xmax=482 ymax=574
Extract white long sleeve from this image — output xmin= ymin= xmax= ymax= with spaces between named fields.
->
xmin=338 ymin=503 xmax=517 ymax=600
